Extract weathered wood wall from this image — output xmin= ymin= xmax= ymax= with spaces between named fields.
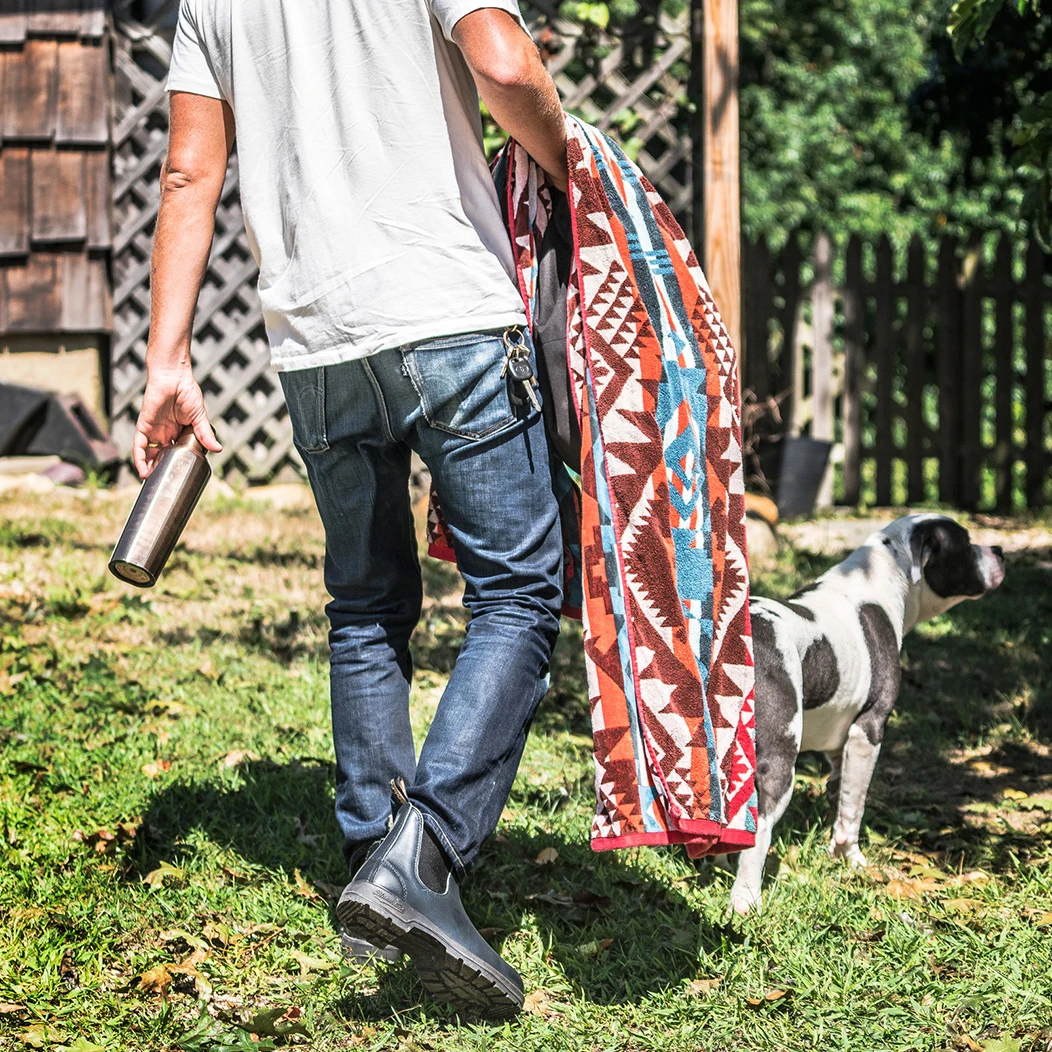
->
xmin=0 ymin=1 xmax=112 ymax=337
xmin=743 ymin=233 xmax=1052 ymax=512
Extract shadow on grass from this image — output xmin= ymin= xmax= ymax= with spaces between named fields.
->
xmin=139 ymin=761 xmax=714 ymax=1018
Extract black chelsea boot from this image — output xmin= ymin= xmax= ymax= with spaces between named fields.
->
xmin=336 ymin=800 xmax=524 ymax=1019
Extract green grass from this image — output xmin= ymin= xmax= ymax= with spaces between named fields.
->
xmin=1 ymin=491 xmax=1050 ymax=1051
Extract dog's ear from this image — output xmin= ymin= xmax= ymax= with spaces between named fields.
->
xmin=908 ymin=521 xmax=944 ymax=584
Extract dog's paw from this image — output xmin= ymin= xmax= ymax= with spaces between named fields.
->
xmin=829 ymin=838 xmax=866 ymax=867
xmin=729 ymin=885 xmax=762 ymax=916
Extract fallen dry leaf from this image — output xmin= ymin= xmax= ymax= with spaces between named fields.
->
xmin=534 ymin=846 xmax=559 ymax=865
xmin=349 ymin=1025 xmax=379 ymax=1047
xmin=1033 ymin=912 xmax=1052 ymax=928
xmin=522 ymin=990 xmax=560 ymax=1017
xmin=746 ymin=988 xmax=792 ymax=1006
xmin=885 ymin=879 xmax=923 ymax=900
xmin=202 ymin=922 xmax=232 ymax=948
xmin=159 ymin=929 xmax=207 ymax=950
xmin=290 ymin=949 xmax=336 ymax=975
xmin=957 ymin=1035 xmax=984 ymax=1051
xmin=1001 ymin=788 xmax=1029 ymax=801
xmin=218 ymin=749 xmax=260 ymax=768
xmin=292 ymin=868 xmax=321 ymax=900
xmin=236 ymin=1006 xmax=310 ymax=1039
xmin=17 ymin=1023 xmax=68 ymax=1047
xmin=949 ymin=870 xmax=991 ymax=887
xmin=72 ymin=828 xmax=116 ymax=855
xmin=143 ymin=861 xmax=184 ymax=890
xmin=0 ymin=1003 xmax=25 ymax=1014
xmin=167 ymin=947 xmax=212 ymax=997
xmin=141 ymin=760 xmax=172 ymax=778
xmin=688 ymin=977 xmax=722 ymax=994
xmin=137 ymin=963 xmax=172 ymax=996
xmin=945 ymin=898 xmax=986 ymax=915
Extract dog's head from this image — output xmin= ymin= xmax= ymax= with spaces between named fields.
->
xmin=878 ymin=515 xmax=1005 ymax=623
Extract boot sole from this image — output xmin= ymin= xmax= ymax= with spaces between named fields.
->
xmin=336 ymin=884 xmax=523 ymax=1020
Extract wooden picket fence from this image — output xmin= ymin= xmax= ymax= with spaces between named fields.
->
xmin=108 ymin=0 xmax=694 ymax=483
xmin=742 ymin=232 xmax=1052 ymax=512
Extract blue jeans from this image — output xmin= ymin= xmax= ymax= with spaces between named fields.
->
xmin=279 ymin=329 xmax=563 ymax=877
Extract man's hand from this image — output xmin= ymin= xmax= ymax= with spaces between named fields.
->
xmin=133 ymin=368 xmax=222 ymax=478
xmin=134 ymin=91 xmax=234 ymax=478
xmin=452 ymin=10 xmax=568 ymax=191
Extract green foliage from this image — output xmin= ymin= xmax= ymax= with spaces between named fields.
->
xmin=943 ymin=0 xmax=1052 ymax=245
xmin=947 ymin=0 xmax=1040 ymax=56
xmin=737 ymin=0 xmax=1030 ymax=246
xmin=531 ymin=0 xmax=1043 ymax=246
xmin=1013 ymin=92 xmax=1052 ymax=242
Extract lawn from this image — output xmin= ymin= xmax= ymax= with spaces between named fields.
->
xmin=0 ymin=483 xmax=1050 ymax=1052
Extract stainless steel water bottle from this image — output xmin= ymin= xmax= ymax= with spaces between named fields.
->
xmin=109 ymin=429 xmax=211 ymax=587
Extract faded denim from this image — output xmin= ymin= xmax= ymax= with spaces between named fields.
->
xmin=279 ymin=329 xmax=563 ymax=876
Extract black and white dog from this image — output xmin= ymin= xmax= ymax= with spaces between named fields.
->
xmin=727 ymin=514 xmax=1005 ymax=914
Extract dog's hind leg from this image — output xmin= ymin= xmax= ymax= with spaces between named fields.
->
xmin=830 ymin=604 xmax=901 ymax=867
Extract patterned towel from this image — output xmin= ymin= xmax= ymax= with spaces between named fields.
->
xmin=429 ymin=118 xmax=757 ymax=855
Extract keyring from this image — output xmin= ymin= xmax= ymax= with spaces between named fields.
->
xmin=503 ymin=326 xmax=527 ymax=351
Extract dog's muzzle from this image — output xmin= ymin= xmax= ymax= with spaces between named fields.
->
xmin=979 ymin=545 xmax=1006 ymax=591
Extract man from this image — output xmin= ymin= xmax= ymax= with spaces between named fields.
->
xmin=135 ymin=0 xmax=568 ymax=1018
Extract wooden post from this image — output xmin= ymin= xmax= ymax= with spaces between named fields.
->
xmin=700 ymin=0 xmax=742 ymax=372
xmin=992 ymin=235 xmax=1014 ymax=512
xmin=874 ymin=234 xmax=894 ymax=507
xmin=842 ymin=235 xmax=864 ymax=507
xmin=812 ymin=232 xmax=835 ymax=507
xmin=936 ymin=236 xmax=961 ymax=506
xmin=904 ymin=236 xmax=926 ymax=505
xmin=1025 ymin=237 xmax=1046 ymax=509
xmin=960 ymin=240 xmax=984 ymax=511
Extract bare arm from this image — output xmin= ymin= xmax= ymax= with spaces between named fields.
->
xmin=133 ymin=91 xmax=234 ymax=478
xmin=452 ymin=10 xmax=568 ymax=191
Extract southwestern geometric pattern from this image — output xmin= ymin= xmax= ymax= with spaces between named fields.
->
xmin=429 ymin=118 xmax=756 ymax=855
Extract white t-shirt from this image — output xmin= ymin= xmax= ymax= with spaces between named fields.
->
xmin=167 ymin=0 xmax=529 ymax=371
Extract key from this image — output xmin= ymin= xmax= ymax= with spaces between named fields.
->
xmin=503 ymin=331 xmax=543 ymax=414
xmin=508 ymin=356 xmax=543 ymax=413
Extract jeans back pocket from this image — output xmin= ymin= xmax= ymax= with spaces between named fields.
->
xmin=279 ymin=367 xmax=329 ymax=454
xmin=402 ymin=331 xmax=519 ymax=441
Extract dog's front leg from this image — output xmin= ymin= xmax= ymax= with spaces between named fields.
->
xmin=730 ymin=779 xmax=793 ymax=915
xmin=829 ymin=722 xmax=881 ymax=867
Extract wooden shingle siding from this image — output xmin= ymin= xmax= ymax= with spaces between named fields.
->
xmin=61 ymin=251 xmax=111 ymax=330
xmin=3 ymin=253 xmax=63 ymax=330
xmin=56 ymin=40 xmax=109 ymax=144
xmin=0 ymin=149 xmax=31 ymax=257
xmin=0 ymin=2 xmax=28 ymax=46
xmin=30 ymin=147 xmax=87 ymax=243
xmin=85 ymin=147 xmax=113 ymax=249
xmin=27 ymin=0 xmax=84 ymax=38
xmin=2 ymin=41 xmax=58 ymax=141
xmin=0 ymin=2 xmax=112 ymax=334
